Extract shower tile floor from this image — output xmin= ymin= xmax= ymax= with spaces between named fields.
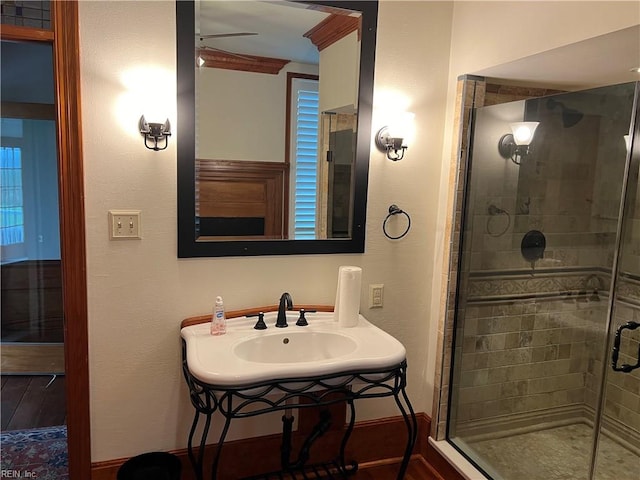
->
xmin=464 ymin=423 xmax=639 ymax=480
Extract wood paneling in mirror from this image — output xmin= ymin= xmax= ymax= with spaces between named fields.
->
xmin=197 ymin=159 xmax=287 ymax=239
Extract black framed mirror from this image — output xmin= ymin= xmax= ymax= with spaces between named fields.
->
xmin=177 ymin=0 xmax=378 ymax=257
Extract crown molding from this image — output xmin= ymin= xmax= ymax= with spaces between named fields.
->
xmin=303 ymin=13 xmax=361 ymax=51
xmin=198 ymin=49 xmax=290 ymax=75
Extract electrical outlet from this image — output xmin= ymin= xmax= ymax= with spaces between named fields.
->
xmin=369 ymin=284 xmax=384 ymax=308
xmin=109 ymin=210 xmax=142 ymax=239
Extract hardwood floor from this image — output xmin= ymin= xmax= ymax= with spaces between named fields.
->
xmin=7 ymin=381 xmax=429 ymax=479
xmin=353 ymin=457 xmax=443 ymax=480
xmin=1 ymin=374 xmax=66 ymax=431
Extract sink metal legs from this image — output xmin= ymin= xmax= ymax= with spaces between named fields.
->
xmin=182 ymin=355 xmax=417 ymax=480
xmin=395 ymin=383 xmax=419 ymax=479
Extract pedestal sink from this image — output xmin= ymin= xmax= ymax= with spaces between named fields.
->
xmin=180 ymin=307 xmax=416 ymax=480
xmin=180 ymin=311 xmax=406 ymax=387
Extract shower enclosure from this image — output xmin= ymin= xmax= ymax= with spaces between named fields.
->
xmin=448 ymin=82 xmax=639 ymax=480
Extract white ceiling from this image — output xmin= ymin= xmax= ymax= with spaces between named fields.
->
xmin=473 ymin=25 xmax=640 ymax=90
xmin=197 ymin=3 xmax=638 ymax=91
xmin=197 ymin=1 xmax=332 ymax=65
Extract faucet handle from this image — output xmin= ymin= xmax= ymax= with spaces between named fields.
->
xmin=296 ymin=309 xmax=308 ymax=327
xmin=250 ymin=312 xmax=267 ymax=330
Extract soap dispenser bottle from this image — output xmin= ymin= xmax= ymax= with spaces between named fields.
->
xmin=211 ymin=296 xmax=227 ymax=336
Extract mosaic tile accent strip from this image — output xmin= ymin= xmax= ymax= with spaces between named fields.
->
xmin=467 ymin=270 xmax=609 ymax=301
xmin=617 ymin=274 xmax=640 ymax=304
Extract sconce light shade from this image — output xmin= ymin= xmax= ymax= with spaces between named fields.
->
xmin=510 ymin=122 xmax=539 ymax=145
xmin=139 ymin=115 xmax=171 ymax=151
xmin=196 ymin=56 xmax=205 ymax=67
xmin=498 ymin=121 xmax=540 ymax=165
xmin=375 ymin=112 xmax=415 ymax=161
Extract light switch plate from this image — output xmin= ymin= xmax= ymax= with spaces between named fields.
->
xmin=369 ymin=284 xmax=384 ymax=308
xmin=108 ymin=210 xmax=142 ymax=239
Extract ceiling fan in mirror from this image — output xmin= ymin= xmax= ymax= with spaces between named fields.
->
xmin=195 ymin=31 xmax=292 ymax=74
xmin=199 ymin=32 xmax=258 ymax=39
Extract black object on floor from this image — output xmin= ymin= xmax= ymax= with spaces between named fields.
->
xmin=117 ymin=451 xmax=181 ymax=480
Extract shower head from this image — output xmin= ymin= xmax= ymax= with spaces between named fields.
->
xmin=562 ymin=109 xmax=584 ymax=128
xmin=547 ymin=98 xmax=584 ymax=128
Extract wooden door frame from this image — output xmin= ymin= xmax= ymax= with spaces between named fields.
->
xmin=2 ymin=3 xmax=91 ymax=479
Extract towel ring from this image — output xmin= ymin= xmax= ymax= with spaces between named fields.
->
xmin=383 ymin=204 xmax=411 ymax=240
xmin=486 ymin=205 xmax=511 ymax=237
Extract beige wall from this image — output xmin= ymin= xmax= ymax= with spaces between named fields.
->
xmin=197 ymin=62 xmax=317 ymax=161
xmin=79 ymin=0 xmax=452 ymax=462
xmin=448 ymin=1 xmax=639 ymax=76
xmin=78 ymin=0 xmax=638 ymax=464
xmin=319 ymin=31 xmax=360 ymax=112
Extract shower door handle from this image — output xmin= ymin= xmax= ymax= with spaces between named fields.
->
xmin=611 ymin=321 xmax=640 ymax=373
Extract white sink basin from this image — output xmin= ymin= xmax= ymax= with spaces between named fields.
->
xmin=234 ymin=331 xmax=358 ymax=364
xmin=181 ymin=311 xmax=406 ymax=387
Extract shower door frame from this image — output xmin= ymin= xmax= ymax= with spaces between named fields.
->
xmin=589 ymin=84 xmax=639 ymax=478
xmin=435 ymin=79 xmax=640 ymax=480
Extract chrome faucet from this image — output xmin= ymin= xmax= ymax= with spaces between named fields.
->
xmin=276 ymin=292 xmax=293 ymax=328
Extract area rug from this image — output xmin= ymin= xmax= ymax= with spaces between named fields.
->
xmin=0 ymin=425 xmax=68 ymax=480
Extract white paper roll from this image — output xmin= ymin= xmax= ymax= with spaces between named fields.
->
xmin=334 ymin=266 xmax=346 ymax=322
xmin=334 ymin=266 xmax=362 ymax=327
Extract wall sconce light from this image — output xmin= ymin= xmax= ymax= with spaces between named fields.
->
xmin=139 ymin=115 xmax=171 ymax=151
xmin=498 ymin=122 xmax=540 ymax=165
xmin=375 ymin=112 xmax=415 ymax=161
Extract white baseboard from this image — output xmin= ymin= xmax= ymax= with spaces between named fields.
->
xmin=429 ymin=437 xmax=489 ymax=480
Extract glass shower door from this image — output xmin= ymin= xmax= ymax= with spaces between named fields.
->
xmin=593 ymin=108 xmax=640 ymax=479
xmin=447 ymin=81 xmax=639 ymax=480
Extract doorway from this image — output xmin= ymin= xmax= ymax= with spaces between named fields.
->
xmin=1 ymin=37 xmax=66 ymax=432
xmin=1 ymin=2 xmax=90 ymax=478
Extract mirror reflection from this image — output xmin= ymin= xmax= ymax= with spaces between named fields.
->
xmin=195 ymin=0 xmax=362 ymax=241
xmin=177 ymin=0 xmax=378 ymax=257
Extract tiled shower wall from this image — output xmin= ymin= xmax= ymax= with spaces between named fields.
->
xmin=621 ymin=169 xmax=640 ymax=274
xmin=603 ymin=149 xmax=640 ymax=441
xmin=605 ymin=299 xmax=640 ymax=440
xmin=432 ymin=79 xmax=640 ymax=446
xmin=451 ymin=298 xmax=604 ymax=428
xmin=431 ymin=77 xmax=566 ymax=439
